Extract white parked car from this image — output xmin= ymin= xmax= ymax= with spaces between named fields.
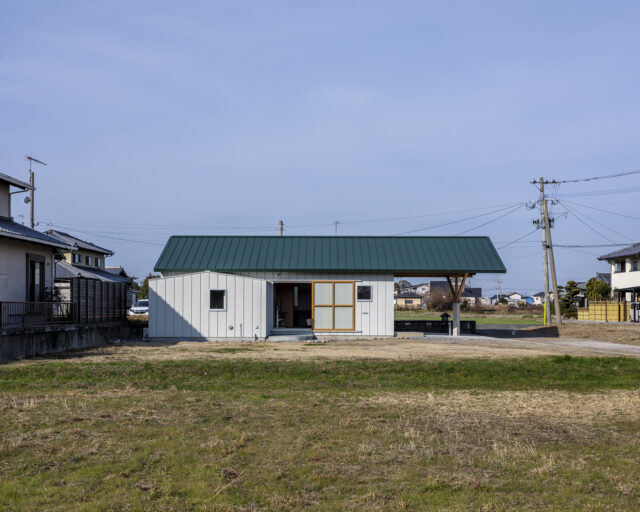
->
xmin=129 ymin=299 xmax=149 ymax=316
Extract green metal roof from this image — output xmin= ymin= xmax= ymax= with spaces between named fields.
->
xmin=154 ymin=236 xmax=506 ymax=275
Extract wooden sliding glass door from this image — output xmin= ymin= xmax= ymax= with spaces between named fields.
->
xmin=311 ymin=281 xmax=355 ymax=331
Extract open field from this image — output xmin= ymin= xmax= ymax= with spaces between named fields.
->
xmin=2 ymin=342 xmax=640 ymax=511
xmin=521 ymin=322 xmax=640 ymax=346
xmin=395 ymin=309 xmax=543 ymax=325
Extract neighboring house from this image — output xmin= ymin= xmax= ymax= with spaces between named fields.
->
xmin=105 ymin=266 xmax=138 ymax=307
xmin=532 ymin=291 xmax=555 ymax=306
xmin=46 ymin=229 xmax=114 ymax=269
xmin=460 ymin=287 xmax=482 ymax=304
xmin=395 ymin=292 xmax=422 ymax=309
xmin=490 ymin=292 xmax=532 ymax=306
xmin=400 ymin=280 xmax=481 ymax=301
xmin=598 ymin=243 xmax=640 ymax=302
xmin=0 ymin=172 xmax=72 ymax=304
xmin=44 ymin=231 xmax=131 ymax=323
xmin=402 ymin=282 xmax=431 ymax=295
xmin=149 ymin=236 xmax=506 ymax=340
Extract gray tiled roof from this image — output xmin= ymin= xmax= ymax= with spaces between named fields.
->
xmin=0 ymin=172 xmax=33 ymax=190
xmin=596 ymin=272 xmax=611 ymax=285
xmin=598 ymin=243 xmax=640 ymax=261
xmin=104 ymin=265 xmax=135 ymax=282
xmin=46 ymin=229 xmax=114 ymax=256
xmin=396 ymin=292 xmax=422 ymax=298
xmin=0 ymin=217 xmax=72 ymax=248
xmin=55 ymin=261 xmax=130 ymax=283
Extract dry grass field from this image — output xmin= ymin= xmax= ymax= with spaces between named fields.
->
xmin=1 ymin=341 xmax=640 ymax=511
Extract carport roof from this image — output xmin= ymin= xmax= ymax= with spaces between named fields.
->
xmin=154 ymin=236 xmax=506 ymax=276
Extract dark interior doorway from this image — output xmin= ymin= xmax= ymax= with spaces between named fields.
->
xmin=274 ymin=283 xmax=311 ymax=328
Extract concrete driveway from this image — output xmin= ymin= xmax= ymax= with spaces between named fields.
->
xmin=423 ymin=333 xmax=640 ymax=357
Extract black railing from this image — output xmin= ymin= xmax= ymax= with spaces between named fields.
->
xmin=0 ymin=302 xmax=77 ymax=329
xmin=394 ymin=319 xmax=477 ymax=335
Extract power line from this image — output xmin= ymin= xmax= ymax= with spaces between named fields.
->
xmin=48 ymin=223 xmax=165 ymax=246
xmin=540 ymin=168 xmax=640 ymax=184
xmin=559 ymin=202 xmax=617 ymax=244
xmin=497 ymin=228 xmax=538 ymax=250
xmin=391 ymin=203 xmax=523 ymax=236
xmin=562 ymin=199 xmax=640 ymax=221
xmin=559 ymin=201 xmax=631 ymax=242
xmin=454 ymin=204 xmax=525 ymax=235
xmin=556 ymin=185 xmax=640 ymax=198
xmin=44 ymin=201 xmax=526 ymax=235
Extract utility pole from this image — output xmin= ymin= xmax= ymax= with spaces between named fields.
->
xmin=278 ymin=219 xmax=284 ymax=236
xmin=496 ymin=275 xmax=502 ymax=302
xmin=539 ymin=178 xmax=551 ymax=325
xmin=26 ymin=156 xmax=46 ymax=228
xmin=543 ymin=195 xmax=562 ymax=324
xmin=533 ymin=177 xmax=562 ymax=326
xmin=334 ymin=221 xmax=340 ymax=236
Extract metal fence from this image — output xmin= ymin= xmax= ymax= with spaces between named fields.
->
xmin=0 ymin=301 xmax=76 ymax=329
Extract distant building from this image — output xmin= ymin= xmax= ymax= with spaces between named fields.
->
xmin=395 ymin=292 xmax=423 ymax=309
xmin=598 ymin=244 xmax=640 ymax=302
xmin=400 ymin=280 xmax=481 ymax=302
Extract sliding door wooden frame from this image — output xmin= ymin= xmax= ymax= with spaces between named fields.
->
xmin=311 ymin=280 xmax=355 ymax=331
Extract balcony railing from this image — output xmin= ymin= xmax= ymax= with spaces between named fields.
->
xmin=0 ymin=302 xmax=77 ymax=329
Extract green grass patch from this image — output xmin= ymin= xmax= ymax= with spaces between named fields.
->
xmin=1 ymin=355 xmax=639 ymax=510
xmin=2 ymin=356 xmax=638 ymax=393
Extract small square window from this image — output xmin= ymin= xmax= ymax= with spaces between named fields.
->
xmin=357 ymin=285 xmax=372 ymax=301
xmin=210 ymin=290 xmax=225 ymax=310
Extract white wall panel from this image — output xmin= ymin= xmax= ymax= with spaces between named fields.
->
xmin=150 ymin=271 xmax=267 ymax=340
xmin=153 ymin=270 xmax=394 ymax=338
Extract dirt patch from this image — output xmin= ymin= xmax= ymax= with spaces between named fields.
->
xmin=521 ymin=323 xmax=640 ymax=345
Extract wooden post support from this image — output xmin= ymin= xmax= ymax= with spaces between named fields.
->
xmin=446 ymin=274 xmax=468 ymax=336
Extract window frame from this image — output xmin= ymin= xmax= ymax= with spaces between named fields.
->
xmin=356 ymin=284 xmax=373 ymax=301
xmin=209 ymin=289 xmax=226 ymax=311
xmin=312 ymin=280 xmax=355 ymax=331
xmin=95 ymin=257 xmax=101 ymax=267
xmin=86 ymin=255 xmax=93 ymax=266
xmin=633 ymin=261 xmax=639 ymax=272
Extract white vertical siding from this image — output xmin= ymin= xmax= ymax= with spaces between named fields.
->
xmin=152 ymin=270 xmax=395 ymax=339
xmin=236 ymin=271 xmax=394 ymax=336
xmin=150 ymin=271 xmax=268 ymax=340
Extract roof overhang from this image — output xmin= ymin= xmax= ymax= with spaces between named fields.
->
xmin=0 ymin=230 xmax=73 ymax=250
xmin=0 ymin=172 xmax=33 ymax=191
xmin=154 ymin=236 xmax=507 ymax=275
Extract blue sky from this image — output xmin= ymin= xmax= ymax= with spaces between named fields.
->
xmin=1 ymin=1 xmax=639 ymax=295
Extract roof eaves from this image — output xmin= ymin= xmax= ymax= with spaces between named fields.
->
xmin=0 ymin=172 xmax=34 ymax=190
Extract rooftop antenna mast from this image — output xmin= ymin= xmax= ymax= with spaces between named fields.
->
xmin=26 ymin=156 xmax=47 ymax=228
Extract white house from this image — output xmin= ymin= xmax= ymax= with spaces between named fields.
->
xmin=532 ymin=291 xmax=555 ymax=306
xmin=0 ymin=172 xmax=71 ymax=304
xmin=599 ymin=243 xmax=640 ymax=302
xmin=149 ymin=236 xmax=505 ymax=340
